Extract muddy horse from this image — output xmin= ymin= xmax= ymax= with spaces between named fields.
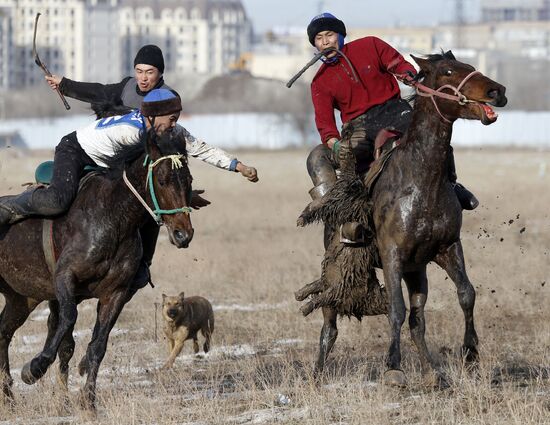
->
xmin=297 ymin=51 xmax=507 ymax=386
xmin=0 ymin=129 xmax=194 ymax=408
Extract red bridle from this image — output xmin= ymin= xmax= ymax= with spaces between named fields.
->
xmin=410 ymin=71 xmax=483 ymax=123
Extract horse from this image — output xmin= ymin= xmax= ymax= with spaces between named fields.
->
xmin=0 ymin=128 xmax=194 ymax=408
xmin=297 ymin=51 xmax=507 ymax=386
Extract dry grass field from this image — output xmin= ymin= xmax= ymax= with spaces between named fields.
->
xmin=0 ymin=147 xmax=549 ymax=424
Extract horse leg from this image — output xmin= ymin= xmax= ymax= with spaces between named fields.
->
xmin=21 ymin=271 xmax=78 ymax=385
xmin=43 ymin=301 xmax=75 ymax=391
xmin=403 ymin=269 xmax=442 ymax=387
xmin=79 ymin=288 xmax=139 ymax=376
xmin=78 ymin=301 xmax=101 ymax=377
xmin=314 ymin=306 xmax=338 ymax=378
xmin=80 ymin=289 xmax=128 ymax=409
xmin=0 ymin=289 xmax=39 ymax=401
xmin=381 ymin=251 xmax=407 ymax=387
xmin=435 ymin=241 xmax=479 ymax=364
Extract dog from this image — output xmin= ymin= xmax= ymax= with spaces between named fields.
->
xmin=161 ymin=292 xmax=214 ymax=369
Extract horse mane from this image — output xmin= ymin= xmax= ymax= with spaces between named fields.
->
xmin=424 ymin=49 xmax=456 ymax=63
xmin=98 ymin=129 xmax=188 ymax=179
xmin=91 ymin=96 xmax=134 ymax=119
xmin=405 ymin=49 xmax=456 ymax=103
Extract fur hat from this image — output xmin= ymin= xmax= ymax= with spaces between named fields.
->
xmin=307 ymin=13 xmax=346 ymax=46
xmin=140 ymin=89 xmax=182 ymax=117
xmin=134 ymin=45 xmax=165 ymax=74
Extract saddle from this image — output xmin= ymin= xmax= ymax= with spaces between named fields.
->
xmin=34 ymin=160 xmax=101 ymax=186
xmin=32 ymin=161 xmax=103 ymax=275
xmin=363 ymin=128 xmax=403 ymax=195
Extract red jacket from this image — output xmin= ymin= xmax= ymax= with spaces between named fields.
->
xmin=311 ymin=36 xmax=416 ymax=143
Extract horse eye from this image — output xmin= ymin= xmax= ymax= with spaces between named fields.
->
xmin=445 ymin=69 xmax=452 ymax=76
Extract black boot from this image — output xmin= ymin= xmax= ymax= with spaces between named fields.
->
xmin=131 ymin=260 xmax=153 ymax=291
xmin=0 ymin=189 xmax=39 ymax=226
xmin=128 ymin=219 xmax=159 ymax=295
xmin=453 ymin=183 xmax=479 ymax=210
xmin=448 ymin=147 xmax=479 ymax=210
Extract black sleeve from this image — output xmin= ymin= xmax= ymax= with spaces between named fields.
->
xmin=58 ymin=76 xmax=132 ymax=104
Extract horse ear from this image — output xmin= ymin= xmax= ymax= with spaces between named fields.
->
xmin=445 ymin=50 xmax=456 ymax=60
xmin=179 ymin=291 xmax=185 ymax=301
xmin=411 ymin=55 xmax=432 ymax=74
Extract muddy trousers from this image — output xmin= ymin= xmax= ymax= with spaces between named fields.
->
xmin=307 ymin=98 xmax=413 ymax=190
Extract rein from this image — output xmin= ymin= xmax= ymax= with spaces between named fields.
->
xmin=123 ymin=154 xmax=192 ymax=225
xmin=411 ymin=71 xmax=482 ymax=123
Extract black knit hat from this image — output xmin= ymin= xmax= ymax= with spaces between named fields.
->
xmin=134 ymin=45 xmax=165 ymax=74
xmin=140 ymin=89 xmax=182 ymax=117
xmin=307 ymin=13 xmax=346 ymax=46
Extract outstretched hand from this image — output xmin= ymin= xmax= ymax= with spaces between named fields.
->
xmin=236 ymin=162 xmax=259 ymax=182
xmin=190 ymin=190 xmax=211 ymax=210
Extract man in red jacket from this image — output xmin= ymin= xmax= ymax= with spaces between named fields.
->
xmin=305 ymin=13 xmax=478 ymax=243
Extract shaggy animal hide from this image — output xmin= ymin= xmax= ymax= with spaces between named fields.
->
xmin=296 ymin=137 xmax=388 ymax=319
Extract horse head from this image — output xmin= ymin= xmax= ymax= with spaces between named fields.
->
xmin=145 ymin=129 xmax=194 ymax=248
xmin=411 ymin=51 xmax=507 ymax=125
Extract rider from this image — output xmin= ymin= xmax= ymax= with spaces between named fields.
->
xmin=46 ymin=44 xmax=176 ymax=109
xmin=305 ymin=13 xmax=478 ymax=243
xmin=0 ymin=89 xmax=258 ymax=288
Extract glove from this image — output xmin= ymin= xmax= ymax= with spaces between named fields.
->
xmin=331 ymin=140 xmax=341 ymax=156
xmin=401 ymin=70 xmax=417 ymax=86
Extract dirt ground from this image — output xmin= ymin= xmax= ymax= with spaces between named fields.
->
xmin=0 ymin=147 xmax=549 ymax=424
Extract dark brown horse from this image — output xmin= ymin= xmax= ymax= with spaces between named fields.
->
xmin=298 ymin=51 xmax=507 ymax=386
xmin=0 ymin=129 xmax=194 ymax=408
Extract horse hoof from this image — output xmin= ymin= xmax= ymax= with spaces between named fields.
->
xmin=422 ymin=370 xmax=448 ymax=389
xmin=2 ymin=384 xmax=15 ymax=408
xmin=462 ymin=346 xmax=479 ymax=364
xmin=21 ymin=362 xmax=39 ymax=385
xmin=78 ymin=388 xmax=96 ymax=412
xmin=57 ymin=371 xmax=69 ymax=391
xmin=78 ymin=356 xmax=88 ymax=377
xmin=383 ymin=369 xmax=407 ymax=388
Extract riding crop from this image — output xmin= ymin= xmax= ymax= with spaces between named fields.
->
xmin=33 ymin=13 xmax=71 ymax=110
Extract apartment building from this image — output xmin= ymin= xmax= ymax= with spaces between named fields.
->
xmin=1 ymin=0 xmax=251 ymax=88
xmin=0 ymin=4 xmax=14 ymax=88
xmin=481 ymin=0 xmax=550 ymax=22
xmin=118 ymin=0 xmax=251 ymax=75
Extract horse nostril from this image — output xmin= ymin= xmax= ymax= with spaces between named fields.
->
xmin=174 ymin=229 xmax=193 ymax=246
xmin=487 ymin=89 xmax=499 ymax=99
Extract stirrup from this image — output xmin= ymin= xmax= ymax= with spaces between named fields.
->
xmin=340 ymin=222 xmax=365 ymax=244
xmin=308 ymin=182 xmax=333 ymax=200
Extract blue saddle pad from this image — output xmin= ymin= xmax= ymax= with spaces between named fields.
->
xmin=35 ymin=161 xmax=100 ymax=185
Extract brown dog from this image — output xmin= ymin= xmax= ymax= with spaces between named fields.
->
xmin=161 ymin=292 xmax=214 ymax=369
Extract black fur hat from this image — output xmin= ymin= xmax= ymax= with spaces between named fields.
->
xmin=140 ymin=89 xmax=182 ymax=117
xmin=307 ymin=13 xmax=346 ymax=46
xmin=134 ymin=45 xmax=165 ymax=74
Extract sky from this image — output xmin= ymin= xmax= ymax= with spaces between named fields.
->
xmin=241 ymin=0 xmax=481 ymax=33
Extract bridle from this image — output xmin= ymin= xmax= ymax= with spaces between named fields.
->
xmin=123 ymin=154 xmax=192 ymax=225
xmin=411 ymin=70 xmax=483 ymax=123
